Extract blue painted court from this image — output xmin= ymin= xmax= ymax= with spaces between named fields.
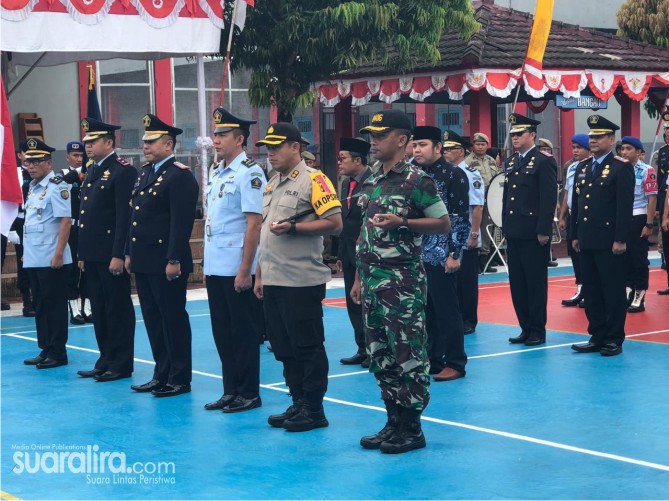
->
xmin=2 ymin=263 xmax=668 ymax=500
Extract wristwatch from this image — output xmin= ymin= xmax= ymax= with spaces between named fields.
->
xmin=287 ymin=222 xmax=297 ymax=235
xmin=470 ymin=232 xmax=479 ymax=239
xmin=168 ymin=260 xmax=180 ymax=265
xmin=449 ymin=249 xmax=461 ymax=260
xmin=397 ymin=217 xmax=410 ymax=231
xmin=644 ymin=223 xmax=654 ymax=230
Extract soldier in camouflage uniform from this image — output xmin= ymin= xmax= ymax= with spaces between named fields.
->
xmin=351 ymin=110 xmax=450 ymax=454
xmin=465 ymin=132 xmax=498 ymax=270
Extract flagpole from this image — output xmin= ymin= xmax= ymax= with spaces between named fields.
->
xmin=220 ymin=0 xmax=241 ymax=106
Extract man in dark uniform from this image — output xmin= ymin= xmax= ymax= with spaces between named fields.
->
xmin=126 ymin=114 xmax=199 ymax=397
xmin=653 ymin=112 xmax=669 ymax=294
xmin=58 ymin=141 xmax=88 ymax=324
xmin=413 ymin=126 xmax=470 ymax=382
xmin=503 ymin=113 xmax=558 ymax=347
xmin=571 ymin=115 xmax=634 ymax=356
xmin=336 ymin=137 xmax=372 ymax=368
xmin=202 ymin=107 xmax=265 ymax=413
xmin=77 ymin=118 xmax=137 ymax=381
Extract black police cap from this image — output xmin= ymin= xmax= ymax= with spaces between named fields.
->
xmin=255 ymin=123 xmax=302 ymax=147
xmin=81 ymin=117 xmax=121 ymax=142
xmin=142 ymin=114 xmax=183 ymax=141
xmin=360 ymin=109 xmax=412 ymax=134
xmin=212 ymin=107 xmax=256 ymax=133
xmin=443 ymin=130 xmax=472 ymax=150
xmin=508 ymin=113 xmax=541 ymax=134
xmin=22 ymin=137 xmax=56 ymax=159
xmin=586 ymin=114 xmax=620 ymax=136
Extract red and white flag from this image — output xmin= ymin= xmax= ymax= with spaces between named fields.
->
xmin=0 ymin=79 xmax=22 ymax=236
xmin=233 ymin=0 xmax=254 ymax=31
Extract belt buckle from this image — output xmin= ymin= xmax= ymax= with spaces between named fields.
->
xmin=205 ymin=225 xmax=211 ymax=236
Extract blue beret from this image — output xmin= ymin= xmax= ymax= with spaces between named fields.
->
xmin=571 ymin=134 xmax=590 ymax=150
xmin=621 ymin=136 xmax=643 ymax=151
xmin=67 ymin=141 xmax=84 ymax=153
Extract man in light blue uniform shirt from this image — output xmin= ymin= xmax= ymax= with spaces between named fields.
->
xmin=21 ymin=138 xmax=72 ymax=369
xmin=443 ymin=131 xmax=485 ymax=336
xmin=203 ymin=108 xmax=266 ymax=413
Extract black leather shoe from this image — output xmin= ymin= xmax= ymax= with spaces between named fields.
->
xmin=131 ymin=379 xmax=165 ymax=393
xmin=268 ymin=400 xmax=304 ymax=428
xmin=547 ymin=261 xmax=558 ymax=267
xmin=600 ymin=342 xmax=622 ymax=357
xmin=524 ymin=336 xmax=546 ymax=346
xmin=340 ymin=353 xmax=366 ymax=365
xmin=95 ymin=371 xmax=131 ymax=382
xmin=24 ymin=355 xmax=45 ymax=365
xmin=361 ymin=357 xmax=371 ymax=369
xmin=485 ymin=266 xmax=498 ymax=273
xmin=571 ymin=342 xmax=601 ymax=353
xmin=509 ymin=333 xmax=528 ymax=344
xmin=83 ymin=313 xmax=93 ymax=323
xmin=283 ymin=405 xmax=329 ymax=432
xmin=77 ymin=368 xmax=105 ymax=378
xmin=657 ymin=288 xmax=669 ymax=295
xmin=152 ymin=384 xmax=191 ymax=397
xmin=36 ymin=358 xmax=68 ymax=369
xmin=463 ymin=326 xmax=475 ymax=335
xmin=22 ymin=306 xmax=36 ymax=317
xmin=1 ymin=301 xmax=10 ymax=310
xmin=223 ymin=396 xmax=262 ymax=413
xmin=204 ymin=394 xmax=236 ymax=410
xmin=70 ymin=314 xmax=86 ymax=325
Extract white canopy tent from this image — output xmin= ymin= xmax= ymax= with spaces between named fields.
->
xmin=1 ymin=0 xmax=228 ymax=185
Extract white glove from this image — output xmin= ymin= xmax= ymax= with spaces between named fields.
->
xmin=7 ymin=231 xmax=20 ymax=244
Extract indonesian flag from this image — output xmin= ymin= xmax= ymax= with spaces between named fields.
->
xmin=233 ymin=0 xmax=254 ymax=31
xmin=0 ymin=80 xmax=22 ymax=237
xmin=523 ymin=0 xmax=554 ymax=98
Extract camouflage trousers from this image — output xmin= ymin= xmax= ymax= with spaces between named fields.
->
xmin=361 ymin=280 xmax=430 ymax=410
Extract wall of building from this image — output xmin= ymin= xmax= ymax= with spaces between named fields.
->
xmin=7 ymin=62 xmax=81 ymax=167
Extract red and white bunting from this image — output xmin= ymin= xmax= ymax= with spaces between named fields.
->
xmin=318 ymin=68 xmax=667 ymax=107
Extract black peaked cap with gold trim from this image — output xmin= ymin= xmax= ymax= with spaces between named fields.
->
xmin=81 ymin=117 xmax=121 ymax=142
xmin=586 ymin=114 xmax=620 ymax=136
xmin=508 ymin=113 xmax=541 ymax=134
xmin=212 ymin=107 xmax=256 ymax=134
xmin=21 ymin=137 xmax=56 ymax=159
xmin=255 ymin=123 xmax=302 ymax=147
xmin=443 ymin=130 xmax=472 ymax=149
xmin=142 ymin=114 xmax=183 ymax=141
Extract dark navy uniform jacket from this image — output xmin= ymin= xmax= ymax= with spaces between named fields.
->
xmin=127 ymin=156 xmax=199 ymax=275
xmin=502 ymin=146 xmax=557 ymax=239
xmin=570 ymin=152 xmax=634 ymax=250
xmin=338 ymin=167 xmax=372 ymax=268
xmin=78 ymin=153 xmax=136 ymax=263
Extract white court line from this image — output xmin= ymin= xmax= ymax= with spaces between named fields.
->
xmin=3 ymin=332 xmax=669 ymax=473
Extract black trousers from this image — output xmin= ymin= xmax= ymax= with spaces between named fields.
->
xmin=135 ymin=272 xmax=192 ymax=385
xmin=506 ymin=238 xmax=550 ymax=340
xmin=425 ymin=264 xmax=467 ymax=374
xmin=262 ymin=284 xmax=329 ymax=406
xmin=663 ymin=225 xmax=669 ymax=288
xmin=85 ymin=261 xmax=135 ymax=373
xmin=343 ymin=262 xmax=365 ymax=354
xmin=27 ymin=266 xmax=69 ymax=360
xmin=624 ymin=215 xmax=650 ymax=291
xmin=567 ymin=239 xmax=582 ymax=285
xmin=65 ymin=224 xmax=87 ymax=301
xmin=206 ymin=275 xmax=260 ymax=398
xmin=580 ymin=248 xmax=626 ymax=345
xmin=457 ymin=248 xmax=479 ymax=330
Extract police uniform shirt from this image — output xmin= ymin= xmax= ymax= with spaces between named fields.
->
xmin=564 ymin=160 xmax=580 ymax=211
xmin=457 ymin=160 xmax=485 ymax=249
xmin=203 ymin=152 xmax=266 ymax=277
xmin=259 ymin=161 xmax=341 ymax=287
xmin=23 ymin=172 xmax=73 ymax=268
xmin=631 ymin=161 xmax=658 ymax=215
xmin=464 ymin=152 xmax=498 ymax=187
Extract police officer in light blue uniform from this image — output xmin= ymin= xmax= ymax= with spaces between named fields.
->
xmin=21 ymin=138 xmax=72 ymax=369
xmin=203 ymin=107 xmax=267 ymax=413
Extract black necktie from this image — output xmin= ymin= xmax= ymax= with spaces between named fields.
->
xmin=90 ymin=163 xmax=99 ymax=178
xmin=591 ymin=160 xmax=598 ymax=175
xmin=148 ymin=164 xmax=158 ymax=183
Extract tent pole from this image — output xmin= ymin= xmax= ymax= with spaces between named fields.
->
xmin=7 ymin=52 xmax=47 ymax=97
xmin=197 ymin=55 xmax=209 ymax=207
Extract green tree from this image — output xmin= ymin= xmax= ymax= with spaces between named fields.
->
xmin=617 ymin=0 xmax=669 ymax=117
xmin=223 ymin=0 xmax=479 ymax=121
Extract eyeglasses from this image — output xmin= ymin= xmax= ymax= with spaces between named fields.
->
xmin=510 ymin=131 xmax=528 ymax=138
xmin=23 ymin=159 xmax=48 ymax=166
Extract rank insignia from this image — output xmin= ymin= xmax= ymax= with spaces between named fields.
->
xmin=290 ymin=170 xmax=300 ymax=179
xmin=251 ymin=177 xmax=262 ymax=189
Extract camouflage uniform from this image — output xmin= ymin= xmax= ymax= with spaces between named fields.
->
xmin=356 ymin=161 xmax=448 ymax=410
xmin=465 ymin=152 xmax=498 ymax=256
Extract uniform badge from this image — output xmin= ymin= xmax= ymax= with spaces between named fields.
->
xmin=60 ymin=189 xmax=70 ymax=200
xmin=576 ymin=187 xmax=580 ymax=195
xmin=143 ymin=115 xmax=151 ymax=127
xmin=251 ymin=177 xmax=262 ymax=189
xmin=473 ymin=180 xmax=482 ymax=189
xmin=602 ymin=166 xmax=610 ymax=177
xmin=290 ymin=170 xmax=300 ymax=179
xmin=27 ymin=138 xmax=38 ymax=150
xmin=103 ymin=170 xmax=110 ymax=177
xmin=265 ymin=185 xmax=272 ymax=192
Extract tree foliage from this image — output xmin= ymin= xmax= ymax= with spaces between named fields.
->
xmin=223 ymin=0 xmax=479 ymax=121
xmin=617 ymin=0 xmax=669 ymax=118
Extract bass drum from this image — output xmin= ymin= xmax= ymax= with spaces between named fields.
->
xmin=486 ymin=172 xmax=506 ymax=228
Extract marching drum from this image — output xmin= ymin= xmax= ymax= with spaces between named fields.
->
xmin=486 ymin=172 xmax=506 ymax=228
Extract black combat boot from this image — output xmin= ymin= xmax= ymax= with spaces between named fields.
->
xmin=379 ymin=407 xmax=426 ymax=454
xmin=268 ymin=397 xmax=304 ymax=428
xmin=282 ymin=402 xmax=329 ymax=432
xmin=360 ymin=400 xmax=400 ymax=449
